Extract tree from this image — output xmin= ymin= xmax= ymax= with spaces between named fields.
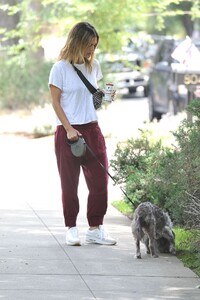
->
xmin=0 ymin=0 xmax=199 ymax=109
xmin=0 ymin=0 xmax=199 ymax=58
xmin=0 ymin=0 xmax=20 ymax=47
xmin=150 ymin=1 xmax=200 ymax=38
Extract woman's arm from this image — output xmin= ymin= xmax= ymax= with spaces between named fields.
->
xmin=50 ymin=84 xmax=81 ymax=141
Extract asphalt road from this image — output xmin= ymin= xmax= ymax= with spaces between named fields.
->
xmin=98 ymin=96 xmax=149 ymax=141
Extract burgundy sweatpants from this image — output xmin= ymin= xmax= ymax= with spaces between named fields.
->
xmin=54 ymin=123 xmax=108 ymax=227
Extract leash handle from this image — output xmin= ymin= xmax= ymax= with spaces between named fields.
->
xmin=86 ymin=144 xmax=135 ymax=207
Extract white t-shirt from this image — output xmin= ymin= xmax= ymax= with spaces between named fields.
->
xmin=48 ymin=59 xmax=103 ymax=125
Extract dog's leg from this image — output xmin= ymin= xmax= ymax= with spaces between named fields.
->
xmin=143 ymin=235 xmax=150 ymax=254
xmin=148 ymin=224 xmax=159 ymax=258
xmin=132 ymin=215 xmax=143 ymax=259
xmin=135 ymin=239 xmax=142 ymax=259
xmin=149 ymin=238 xmax=158 ymax=258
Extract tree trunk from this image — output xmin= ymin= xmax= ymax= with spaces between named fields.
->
xmin=181 ymin=14 xmax=194 ymax=37
xmin=0 ymin=0 xmax=20 ymax=46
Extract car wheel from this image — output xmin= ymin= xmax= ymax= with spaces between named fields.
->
xmin=148 ymin=94 xmax=162 ymax=121
xmin=129 ymin=87 xmax=136 ymax=94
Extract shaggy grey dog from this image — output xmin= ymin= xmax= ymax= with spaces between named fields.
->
xmin=131 ymin=202 xmax=176 ymax=258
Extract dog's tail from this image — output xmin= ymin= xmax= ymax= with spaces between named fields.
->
xmin=132 ymin=215 xmax=144 ymax=240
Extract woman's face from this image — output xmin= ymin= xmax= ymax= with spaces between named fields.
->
xmin=84 ymin=37 xmax=98 ymax=59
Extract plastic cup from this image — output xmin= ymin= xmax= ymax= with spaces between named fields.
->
xmin=104 ymin=83 xmax=114 ymax=102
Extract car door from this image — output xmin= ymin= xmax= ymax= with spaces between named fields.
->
xmin=150 ymin=40 xmax=173 ymax=113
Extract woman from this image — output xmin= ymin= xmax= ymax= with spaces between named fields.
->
xmin=48 ymin=22 xmax=116 ymax=246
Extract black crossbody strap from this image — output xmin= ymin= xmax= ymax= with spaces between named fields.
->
xmin=72 ymin=64 xmax=97 ymax=95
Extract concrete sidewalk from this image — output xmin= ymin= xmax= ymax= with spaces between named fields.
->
xmin=0 ymin=135 xmax=200 ymax=300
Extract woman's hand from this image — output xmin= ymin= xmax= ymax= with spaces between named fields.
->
xmin=67 ymin=127 xmax=82 ymax=142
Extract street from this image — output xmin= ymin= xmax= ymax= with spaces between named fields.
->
xmin=98 ymin=95 xmax=149 ymax=141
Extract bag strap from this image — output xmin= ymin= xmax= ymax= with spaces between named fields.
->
xmin=72 ymin=64 xmax=97 ymax=95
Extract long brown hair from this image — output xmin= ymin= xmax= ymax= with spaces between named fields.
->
xmin=59 ymin=22 xmax=99 ymax=71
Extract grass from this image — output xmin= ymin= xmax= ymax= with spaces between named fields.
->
xmin=174 ymin=227 xmax=200 ymax=278
xmin=112 ymin=200 xmax=134 ymax=219
xmin=112 ymin=200 xmax=200 ymax=278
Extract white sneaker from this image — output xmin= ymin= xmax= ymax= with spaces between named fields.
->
xmin=85 ymin=225 xmax=116 ymax=245
xmin=66 ymin=227 xmax=81 ymax=246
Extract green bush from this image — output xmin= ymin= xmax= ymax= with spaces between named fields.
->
xmin=110 ymin=100 xmax=200 ymax=228
xmin=110 ymin=129 xmax=169 ymax=206
xmin=174 ymin=227 xmax=200 ymax=277
xmin=0 ymin=54 xmax=52 ymax=109
xmin=33 ymin=124 xmax=54 ymax=138
xmin=171 ymin=102 xmax=200 ymax=228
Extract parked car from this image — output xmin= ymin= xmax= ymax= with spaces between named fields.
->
xmin=148 ymin=38 xmax=200 ymax=121
xmin=100 ymin=53 xmax=149 ymax=97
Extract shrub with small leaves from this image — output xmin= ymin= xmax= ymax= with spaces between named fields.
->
xmin=111 ymin=100 xmax=200 ymax=228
